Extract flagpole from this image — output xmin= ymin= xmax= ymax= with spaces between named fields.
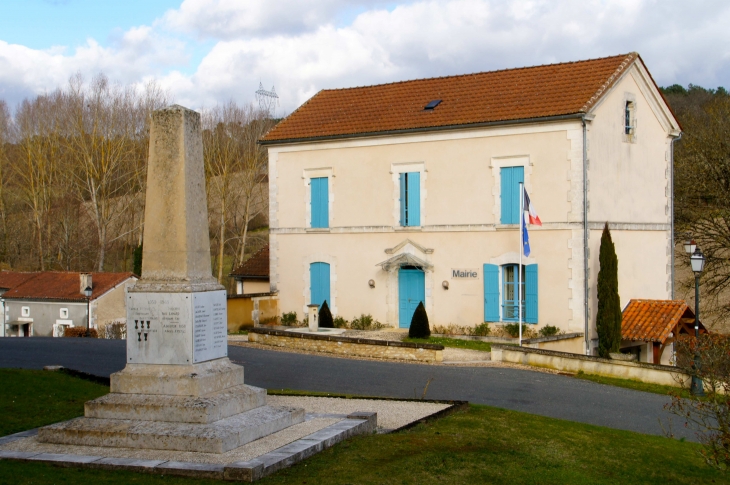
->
xmin=519 ymin=182 xmax=523 ymax=347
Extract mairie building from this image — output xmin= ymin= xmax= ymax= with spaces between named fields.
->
xmin=260 ymin=53 xmax=681 ymax=355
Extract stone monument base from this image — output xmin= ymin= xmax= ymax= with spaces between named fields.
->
xmin=37 ymin=358 xmax=306 ymax=454
xmin=38 ymin=404 xmax=305 ymax=454
xmin=110 ymin=358 xmax=245 ymax=397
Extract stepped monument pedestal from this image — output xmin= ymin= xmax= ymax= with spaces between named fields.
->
xmin=38 ymin=105 xmax=304 ymax=453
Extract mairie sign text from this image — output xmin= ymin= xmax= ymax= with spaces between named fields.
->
xmin=451 ymin=268 xmax=479 ymax=279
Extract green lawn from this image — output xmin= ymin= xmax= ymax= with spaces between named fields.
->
xmin=574 ymin=371 xmax=692 ymax=399
xmin=0 ymin=368 xmax=109 ymax=436
xmin=404 ymin=336 xmax=492 ymax=352
xmin=1 ymin=369 xmax=724 ymax=484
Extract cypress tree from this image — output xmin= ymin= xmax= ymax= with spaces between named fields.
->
xmin=409 ymin=301 xmax=431 ymax=338
xmin=133 ymin=243 xmax=143 ymax=276
xmin=319 ymin=300 xmax=334 ymax=328
xmin=596 ymin=223 xmax=622 ymax=358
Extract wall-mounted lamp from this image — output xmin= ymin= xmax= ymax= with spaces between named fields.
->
xmin=368 ymin=279 xmax=375 ymax=288
xmin=442 ymin=281 xmax=449 ymax=290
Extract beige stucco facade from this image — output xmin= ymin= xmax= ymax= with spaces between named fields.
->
xmin=266 ymin=62 xmax=680 ymax=355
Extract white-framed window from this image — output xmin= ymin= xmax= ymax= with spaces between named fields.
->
xmin=303 ymin=167 xmax=333 ymax=229
xmin=391 ymin=162 xmax=426 ymax=228
xmin=622 ymin=93 xmax=637 ymax=143
xmin=21 ymin=306 xmax=30 ymax=317
xmin=60 ymin=308 xmax=69 ymax=319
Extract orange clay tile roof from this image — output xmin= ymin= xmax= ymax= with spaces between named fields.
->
xmin=2 ymin=272 xmax=136 ymax=302
xmin=0 ymin=271 xmax=38 ymax=290
xmin=230 ymin=245 xmax=269 ymax=279
xmin=262 ymin=53 xmax=640 ymax=143
xmin=622 ymin=299 xmax=690 ymax=344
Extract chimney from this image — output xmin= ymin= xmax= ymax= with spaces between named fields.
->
xmin=80 ymin=273 xmax=92 ymax=294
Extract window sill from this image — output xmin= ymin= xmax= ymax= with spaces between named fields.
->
xmin=306 ymin=228 xmax=330 ymax=233
xmin=395 ymin=226 xmax=422 ymax=232
xmin=495 ymin=224 xmax=519 ymax=230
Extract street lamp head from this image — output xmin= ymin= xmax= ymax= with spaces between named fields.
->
xmin=684 ymin=239 xmax=697 ymax=254
xmin=690 ymin=248 xmax=706 ymax=274
xmin=83 ymin=286 xmax=92 ymax=298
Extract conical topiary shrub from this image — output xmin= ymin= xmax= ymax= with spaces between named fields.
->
xmin=319 ymin=300 xmax=333 ymax=328
xmin=408 ymin=301 xmax=430 ymax=338
xmin=596 ymin=223 xmax=622 ymax=358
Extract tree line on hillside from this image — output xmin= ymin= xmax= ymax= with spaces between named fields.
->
xmin=0 ymin=73 xmax=275 ymax=284
xmin=661 ymin=84 xmax=730 ymax=325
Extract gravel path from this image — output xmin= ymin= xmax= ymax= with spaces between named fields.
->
xmin=267 ymin=395 xmax=450 ymax=431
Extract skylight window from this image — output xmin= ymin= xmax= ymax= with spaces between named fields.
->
xmin=424 ymin=100 xmax=442 ymax=110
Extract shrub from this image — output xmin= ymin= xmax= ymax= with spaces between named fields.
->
xmin=97 ymin=320 xmax=126 ymax=339
xmin=350 ymin=314 xmax=385 ymax=330
xmin=281 ymin=311 xmax=297 ymax=326
xmin=64 ymin=327 xmax=98 ymax=338
xmin=333 ymin=316 xmax=348 ymax=328
xmin=472 ymin=322 xmax=491 ymax=337
xmin=408 ymin=302 xmax=431 ymax=339
xmin=597 ymin=222 xmax=622 ymax=358
xmin=539 ymin=325 xmax=560 ymax=337
xmin=502 ymin=323 xmax=520 ymax=338
xmin=319 ymin=301 xmax=333 ymax=328
xmin=501 ymin=323 xmax=536 ymax=338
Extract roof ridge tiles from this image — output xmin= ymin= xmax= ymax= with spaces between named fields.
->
xmin=321 ymin=53 xmax=636 ymax=93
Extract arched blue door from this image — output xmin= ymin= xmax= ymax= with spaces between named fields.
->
xmin=310 ymin=262 xmax=330 ymax=309
xmin=398 ymin=268 xmax=425 ymax=328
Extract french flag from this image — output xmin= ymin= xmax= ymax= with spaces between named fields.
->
xmin=522 ymin=190 xmax=541 ymax=257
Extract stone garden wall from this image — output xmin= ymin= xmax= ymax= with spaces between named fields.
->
xmin=248 ymin=328 xmax=443 ymax=362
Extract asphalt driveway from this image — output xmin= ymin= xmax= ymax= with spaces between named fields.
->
xmin=0 ymin=337 xmax=694 ymax=440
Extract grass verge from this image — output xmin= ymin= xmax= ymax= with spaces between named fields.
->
xmin=1 ymin=369 xmax=723 ymax=484
xmin=0 ymin=368 xmax=108 ymax=437
xmin=404 ymin=336 xmax=492 ymax=352
xmin=574 ymin=371 xmax=691 ymax=399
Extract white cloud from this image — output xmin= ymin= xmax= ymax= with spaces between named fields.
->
xmin=161 ymin=0 xmax=386 ymax=39
xmin=161 ymin=0 xmax=730 ymax=114
xmin=1 ymin=0 xmax=729 ymax=114
xmin=0 ymin=25 xmax=185 ymax=105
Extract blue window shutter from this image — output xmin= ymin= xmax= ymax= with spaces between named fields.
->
xmin=310 ymin=178 xmax=320 ymax=228
xmin=407 ymin=172 xmax=420 ymax=226
xmin=483 ymin=264 xmax=500 ymax=322
xmin=399 ymin=173 xmax=406 ymax=226
xmin=525 ymin=264 xmax=538 ymax=324
xmin=500 ymin=168 xmax=512 ymax=224
xmin=513 ymin=167 xmax=524 ymax=224
xmin=320 ymin=178 xmax=329 ymax=228
xmin=500 ymin=167 xmax=525 ymax=224
xmin=311 ymin=177 xmax=328 ymax=228
xmin=310 ymin=262 xmax=330 ymax=308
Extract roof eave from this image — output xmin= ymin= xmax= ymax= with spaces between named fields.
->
xmin=259 ymin=113 xmax=586 ymax=146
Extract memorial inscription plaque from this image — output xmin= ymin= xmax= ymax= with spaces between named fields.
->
xmin=127 ymin=290 xmax=227 ymax=365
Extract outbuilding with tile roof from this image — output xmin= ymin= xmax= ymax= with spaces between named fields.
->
xmin=1 ymin=271 xmax=137 ymax=337
xmin=620 ymin=299 xmax=707 ymax=365
xmin=262 ymin=53 xmax=681 ymax=354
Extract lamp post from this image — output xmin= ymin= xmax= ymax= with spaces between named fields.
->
xmin=689 ymin=247 xmax=705 ymax=396
xmin=84 ymin=286 xmax=92 ymax=337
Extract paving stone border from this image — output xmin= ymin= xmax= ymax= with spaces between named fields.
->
xmin=0 ymin=413 xmax=376 ymax=482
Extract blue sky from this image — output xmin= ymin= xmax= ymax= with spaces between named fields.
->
xmin=0 ymin=0 xmax=179 ymax=50
xmin=0 ymin=0 xmax=728 ymax=114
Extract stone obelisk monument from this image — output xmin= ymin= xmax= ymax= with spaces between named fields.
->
xmin=39 ymin=106 xmax=303 ymax=453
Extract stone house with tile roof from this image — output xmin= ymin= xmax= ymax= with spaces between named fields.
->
xmin=260 ymin=53 xmax=681 ymax=355
xmin=229 ymin=245 xmax=271 ymax=295
xmin=1 ymin=271 xmax=136 ymax=337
